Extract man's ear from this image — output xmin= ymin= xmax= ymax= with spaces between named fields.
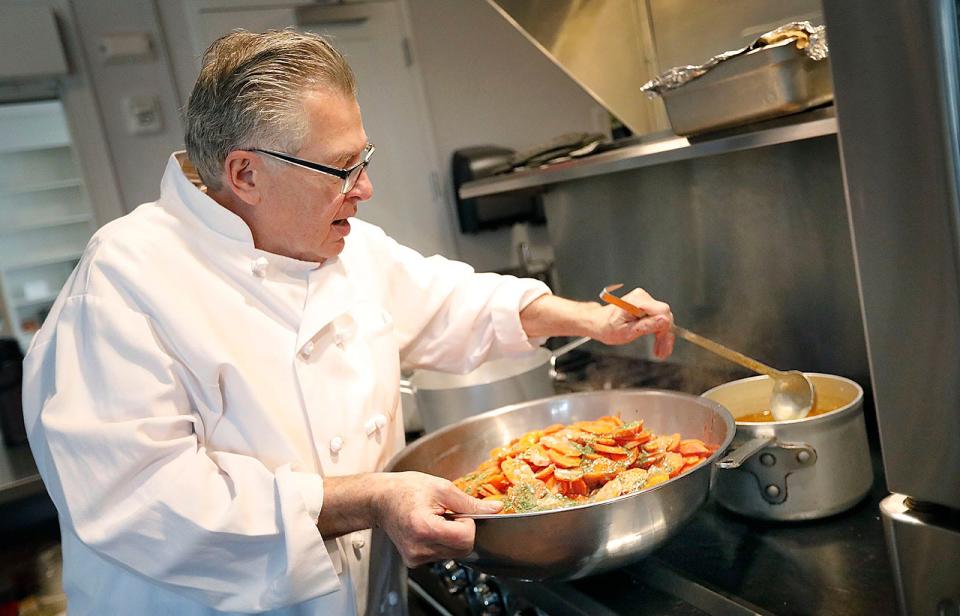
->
xmin=222 ymin=150 xmax=264 ymax=206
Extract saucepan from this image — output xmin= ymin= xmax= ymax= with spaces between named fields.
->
xmin=400 ymin=337 xmax=590 ymax=434
xmin=386 ymin=389 xmax=735 ymax=581
xmin=704 ymin=373 xmax=873 ymax=520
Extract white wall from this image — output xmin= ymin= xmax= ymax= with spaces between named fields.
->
xmin=66 ymin=0 xmax=186 ymax=209
xmin=16 ymin=0 xmax=611 ymax=272
xmin=404 ymin=0 xmax=609 ymax=271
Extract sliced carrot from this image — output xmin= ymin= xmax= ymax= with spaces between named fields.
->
xmin=583 ymin=457 xmax=617 ymax=487
xmin=541 ymin=435 xmax=581 ymax=458
xmin=581 ymin=422 xmax=615 ymax=435
xmin=542 ymin=423 xmax=564 ymax=435
xmin=664 ymin=452 xmax=685 ymax=477
xmin=644 ymin=472 xmax=670 ymax=488
xmin=636 ymin=451 xmax=665 ymax=469
xmin=485 ymin=473 xmax=509 ymax=491
xmin=592 ymin=476 xmax=623 ymax=501
xmin=520 ymin=444 xmax=551 ymax=468
xmin=596 ymin=415 xmax=625 ymax=426
xmin=534 ymin=464 xmax=556 ymax=480
xmin=561 ymin=478 xmax=589 ymax=497
xmin=678 ymin=439 xmax=710 ymax=456
xmin=610 ymin=427 xmax=640 ymax=441
xmin=592 ymin=442 xmax=629 ymax=456
xmin=501 ymin=458 xmax=536 ymax=485
xmin=546 ymin=448 xmax=582 ymax=468
xmin=554 ymin=467 xmax=585 ymax=482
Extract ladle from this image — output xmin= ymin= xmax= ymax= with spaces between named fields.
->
xmin=599 ymin=284 xmax=816 ymax=420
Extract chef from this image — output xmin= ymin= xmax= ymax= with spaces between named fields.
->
xmin=21 ymin=29 xmax=675 ymax=616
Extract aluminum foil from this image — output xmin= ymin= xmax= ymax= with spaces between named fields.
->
xmin=641 ymin=21 xmax=828 ymax=96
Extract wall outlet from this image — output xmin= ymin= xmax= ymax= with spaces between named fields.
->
xmin=123 ymin=95 xmax=163 ymax=135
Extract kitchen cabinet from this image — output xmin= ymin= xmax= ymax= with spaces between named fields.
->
xmin=0 ymin=100 xmax=94 ymax=352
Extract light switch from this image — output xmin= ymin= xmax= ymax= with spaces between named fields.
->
xmin=123 ymin=95 xmax=163 ymax=135
xmin=98 ymin=33 xmax=153 ymax=65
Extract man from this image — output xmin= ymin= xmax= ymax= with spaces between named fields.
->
xmin=22 ymin=30 xmax=674 ymax=615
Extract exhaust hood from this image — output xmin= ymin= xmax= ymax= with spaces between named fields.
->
xmin=485 ymin=0 xmax=669 ymax=137
xmin=485 ymin=0 xmax=824 ymax=138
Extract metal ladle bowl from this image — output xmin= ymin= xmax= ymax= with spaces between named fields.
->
xmin=599 ymin=284 xmax=816 ymax=420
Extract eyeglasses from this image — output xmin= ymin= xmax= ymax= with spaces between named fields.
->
xmin=250 ymin=143 xmax=375 ymax=194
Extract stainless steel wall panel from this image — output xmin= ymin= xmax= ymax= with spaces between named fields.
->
xmin=544 ymin=136 xmax=869 ymax=395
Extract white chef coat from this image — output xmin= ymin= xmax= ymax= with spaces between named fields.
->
xmin=21 ymin=153 xmax=550 ymax=615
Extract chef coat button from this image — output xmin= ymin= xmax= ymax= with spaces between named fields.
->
xmin=329 ymin=436 xmax=344 ymax=454
xmin=300 ymin=341 xmax=315 ymax=359
xmin=250 ymin=256 xmax=268 ymax=277
xmin=352 ymin=535 xmax=365 ymax=550
xmin=387 ymin=591 xmax=399 ymax=607
xmin=374 ymin=413 xmax=387 ymax=430
xmin=364 ymin=418 xmax=378 ymax=436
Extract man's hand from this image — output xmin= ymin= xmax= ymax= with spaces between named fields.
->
xmin=588 ymin=287 xmax=674 ymax=358
xmin=317 ymin=472 xmax=501 ymax=567
xmin=371 ymin=472 xmax=501 ymax=567
xmin=520 ymin=289 xmax=675 ymax=359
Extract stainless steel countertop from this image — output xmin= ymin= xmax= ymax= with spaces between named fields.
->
xmin=459 ymin=106 xmax=837 ymax=200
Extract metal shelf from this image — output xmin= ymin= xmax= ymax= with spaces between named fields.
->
xmin=459 ymin=107 xmax=838 ymax=200
xmin=2 ymin=250 xmax=84 ymax=273
xmin=0 ymin=212 xmax=92 ymax=236
xmin=0 ymin=177 xmax=82 ymax=197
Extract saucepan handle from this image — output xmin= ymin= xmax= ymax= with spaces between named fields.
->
xmin=549 ymin=336 xmax=591 ymax=364
xmin=715 ymin=435 xmax=777 ymax=469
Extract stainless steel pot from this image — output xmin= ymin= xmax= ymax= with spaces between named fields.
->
xmin=703 ymin=373 xmax=873 ymax=521
xmin=400 ymin=337 xmax=588 ymax=434
xmin=386 ymin=389 xmax=735 ymax=581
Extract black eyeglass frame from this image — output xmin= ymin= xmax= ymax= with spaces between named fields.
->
xmin=249 ymin=144 xmax=375 ymax=194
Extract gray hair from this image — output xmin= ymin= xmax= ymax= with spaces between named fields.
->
xmin=184 ymin=29 xmax=357 ymax=191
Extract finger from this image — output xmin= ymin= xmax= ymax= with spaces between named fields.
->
xmin=629 ymin=315 xmax=671 ymax=338
xmin=654 ymin=330 xmax=675 ymax=359
xmin=439 ymin=484 xmax=504 ymax=515
xmin=621 ymin=288 xmax=672 ymax=319
xmin=423 ymin=512 xmax=476 ymax=552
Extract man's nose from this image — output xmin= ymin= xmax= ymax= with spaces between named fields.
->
xmin=349 ymin=168 xmax=373 ymax=201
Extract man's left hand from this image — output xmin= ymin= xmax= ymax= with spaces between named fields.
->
xmin=520 ymin=287 xmax=675 ymax=359
xmin=587 ymin=287 xmax=674 ymax=358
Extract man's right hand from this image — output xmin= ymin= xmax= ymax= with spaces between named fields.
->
xmin=371 ymin=471 xmax=502 ymax=568
xmin=316 ymin=471 xmax=502 ymax=568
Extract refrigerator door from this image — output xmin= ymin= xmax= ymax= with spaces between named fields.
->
xmin=823 ymin=0 xmax=960 ymax=510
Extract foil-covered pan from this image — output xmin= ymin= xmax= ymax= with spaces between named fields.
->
xmin=642 ymin=22 xmax=832 ymax=136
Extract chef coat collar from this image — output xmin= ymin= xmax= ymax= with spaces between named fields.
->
xmin=166 ymin=152 xmax=326 ymax=275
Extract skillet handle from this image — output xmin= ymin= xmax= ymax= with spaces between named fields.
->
xmin=716 ymin=435 xmax=776 ymax=469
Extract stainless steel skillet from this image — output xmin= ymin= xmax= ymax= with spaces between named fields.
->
xmin=386 ymin=389 xmax=735 ymax=581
